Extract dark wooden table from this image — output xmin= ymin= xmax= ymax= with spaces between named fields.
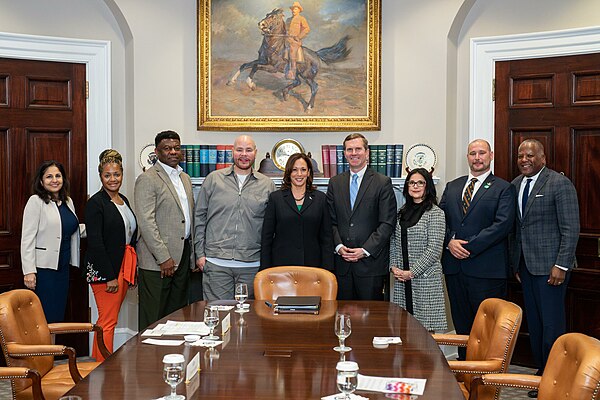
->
xmin=65 ymin=301 xmax=463 ymax=399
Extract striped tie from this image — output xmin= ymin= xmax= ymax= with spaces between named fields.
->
xmin=462 ymin=178 xmax=478 ymax=214
xmin=350 ymin=173 xmax=359 ymax=210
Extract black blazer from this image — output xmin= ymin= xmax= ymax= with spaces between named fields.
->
xmin=260 ymin=189 xmax=334 ymax=270
xmin=326 ymin=168 xmax=397 ymax=277
xmin=439 ymin=173 xmax=516 ymax=279
xmin=84 ymin=189 xmax=138 ymax=283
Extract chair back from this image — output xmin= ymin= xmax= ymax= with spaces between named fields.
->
xmin=0 ymin=289 xmax=54 ymax=393
xmin=254 ymin=266 xmax=338 ymax=300
xmin=538 ymin=333 xmax=600 ymax=399
xmin=465 ymin=298 xmax=522 ymax=400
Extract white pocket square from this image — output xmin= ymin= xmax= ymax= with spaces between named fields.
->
xmin=535 ymin=194 xmax=544 ymax=197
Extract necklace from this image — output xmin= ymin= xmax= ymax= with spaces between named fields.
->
xmin=293 ymin=192 xmax=306 ymax=201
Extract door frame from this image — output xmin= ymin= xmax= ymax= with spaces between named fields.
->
xmin=470 ymin=26 xmax=600 ymax=146
xmin=0 ymin=31 xmax=111 ymax=189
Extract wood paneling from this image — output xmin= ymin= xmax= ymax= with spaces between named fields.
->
xmin=0 ymin=57 xmax=87 ymax=357
xmin=27 ymin=77 xmax=71 ymax=109
xmin=573 ymin=71 xmax=600 ymax=105
xmin=495 ymin=52 xmax=600 ymax=367
xmin=510 ymin=74 xmax=554 ymax=107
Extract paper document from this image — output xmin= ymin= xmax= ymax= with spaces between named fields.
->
xmin=141 ymin=338 xmax=184 ymax=346
xmin=357 ymin=374 xmax=426 ymax=395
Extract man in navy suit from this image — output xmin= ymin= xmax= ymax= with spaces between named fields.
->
xmin=326 ymin=133 xmax=397 ymax=300
xmin=440 ymin=139 xmax=516 ymax=360
xmin=511 ymin=139 xmax=579 ymax=396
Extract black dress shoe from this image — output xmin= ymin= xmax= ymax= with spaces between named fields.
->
xmin=527 ymin=390 xmax=538 ymax=398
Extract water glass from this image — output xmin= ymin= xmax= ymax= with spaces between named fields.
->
xmin=235 ymin=283 xmax=249 ymax=312
xmin=162 ymin=354 xmax=185 ymax=400
xmin=336 ymin=361 xmax=359 ymax=399
xmin=204 ymin=306 xmax=220 ymax=340
xmin=333 ymin=313 xmax=352 ymax=352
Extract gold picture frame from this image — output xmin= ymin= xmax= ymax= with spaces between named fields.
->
xmin=198 ymin=0 xmax=381 ymax=131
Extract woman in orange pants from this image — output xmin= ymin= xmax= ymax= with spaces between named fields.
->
xmin=84 ymin=150 xmax=137 ymax=361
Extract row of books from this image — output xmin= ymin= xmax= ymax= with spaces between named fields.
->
xmin=179 ymin=144 xmax=234 ymax=178
xmin=321 ymin=144 xmax=404 ymax=178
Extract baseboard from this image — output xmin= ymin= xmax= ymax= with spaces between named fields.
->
xmin=114 ymin=327 xmax=138 ymax=350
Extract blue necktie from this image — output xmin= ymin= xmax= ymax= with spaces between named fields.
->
xmin=521 ymin=178 xmax=532 ymax=216
xmin=350 ymin=173 xmax=359 ymax=210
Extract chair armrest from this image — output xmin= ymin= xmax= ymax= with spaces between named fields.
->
xmin=0 ymin=367 xmax=45 ymax=400
xmin=6 ymin=343 xmax=69 ymax=357
xmin=48 ymin=322 xmax=95 ymax=334
xmin=49 ymin=323 xmax=111 ymax=360
xmin=448 ymin=360 xmax=503 ymax=375
xmin=470 ymin=374 xmax=541 ymax=400
xmin=432 ymin=333 xmax=470 ymax=347
xmin=6 ymin=343 xmax=83 ymax=383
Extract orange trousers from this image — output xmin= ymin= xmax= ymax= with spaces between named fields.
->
xmin=91 ymin=268 xmax=128 ymax=361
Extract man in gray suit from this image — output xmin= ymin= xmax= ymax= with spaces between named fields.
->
xmin=511 ymin=139 xmax=579 ymax=387
xmin=135 ymin=130 xmax=198 ymax=331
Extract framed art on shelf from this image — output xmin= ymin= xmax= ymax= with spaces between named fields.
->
xmin=198 ymin=0 xmax=381 ymax=131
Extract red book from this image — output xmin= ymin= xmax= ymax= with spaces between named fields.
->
xmin=322 ymin=145 xmax=330 ymax=178
xmin=329 ymin=145 xmax=337 ymax=177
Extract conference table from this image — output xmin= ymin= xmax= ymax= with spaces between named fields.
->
xmin=65 ymin=301 xmax=464 ymax=399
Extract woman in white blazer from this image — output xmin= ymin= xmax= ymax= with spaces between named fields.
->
xmin=21 ymin=160 xmax=80 ymax=323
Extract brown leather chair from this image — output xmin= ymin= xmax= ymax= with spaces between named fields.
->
xmin=253 ymin=266 xmax=338 ymax=300
xmin=0 ymin=367 xmax=44 ymax=400
xmin=432 ymin=298 xmax=522 ymax=400
xmin=470 ymin=333 xmax=600 ymax=400
xmin=0 ymin=289 xmax=110 ymax=400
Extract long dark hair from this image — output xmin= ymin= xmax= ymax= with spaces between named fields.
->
xmin=32 ymin=160 xmax=70 ymax=204
xmin=281 ymin=152 xmax=316 ymax=191
xmin=402 ymin=168 xmax=437 ymax=211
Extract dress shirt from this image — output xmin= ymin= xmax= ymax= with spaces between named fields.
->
xmin=461 ymin=170 xmax=491 ymax=200
xmin=157 ymin=160 xmax=191 ymax=238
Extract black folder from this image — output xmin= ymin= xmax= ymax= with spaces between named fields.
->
xmin=274 ymin=296 xmax=321 ymax=313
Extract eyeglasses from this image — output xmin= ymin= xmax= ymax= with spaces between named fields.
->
xmin=407 ymin=180 xmax=426 ymax=187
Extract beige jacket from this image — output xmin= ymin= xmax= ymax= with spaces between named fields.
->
xmin=134 ymin=162 xmax=195 ymax=272
xmin=21 ymin=195 xmax=81 ymax=275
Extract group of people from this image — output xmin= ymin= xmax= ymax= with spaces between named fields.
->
xmin=20 ymin=130 xmax=578 ymax=382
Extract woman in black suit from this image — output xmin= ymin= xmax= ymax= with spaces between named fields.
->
xmin=260 ymin=152 xmax=333 ymax=270
xmin=84 ymin=149 xmax=137 ymax=361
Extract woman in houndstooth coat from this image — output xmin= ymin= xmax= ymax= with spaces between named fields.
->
xmin=390 ymin=168 xmax=447 ymax=332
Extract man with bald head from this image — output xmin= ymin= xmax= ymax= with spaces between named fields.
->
xmin=194 ymin=135 xmax=275 ymax=300
xmin=440 ymin=139 xmax=516 ymax=359
xmin=511 ymin=139 xmax=579 ymax=392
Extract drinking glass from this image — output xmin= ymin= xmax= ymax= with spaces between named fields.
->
xmin=335 ymin=361 xmax=359 ymax=400
xmin=203 ymin=306 xmax=220 ymax=340
xmin=333 ymin=313 xmax=352 ymax=352
xmin=234 ymin=283 xmax=249 ymax=313
xmin=162 ymin=354 xmax=185 ymax=400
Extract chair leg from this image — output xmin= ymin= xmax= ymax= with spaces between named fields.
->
xmin=92 ymin=324 xmax=112 ymax=360
xmin=65 ymin=346 xmax=83 ymax=383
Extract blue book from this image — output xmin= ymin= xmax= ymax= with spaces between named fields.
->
xmin=200 ymin=145 xmax=209 ymax=177
xmin=179 ymin=144 xmax=187 ymax=173
xmin=336 ymin=145 xmax=344 ymax=175
xmin=208 ymin=145 xmax=217 ymax=173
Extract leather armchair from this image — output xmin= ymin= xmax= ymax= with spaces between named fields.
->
xmin=470 ymin=333 xmax=600 ymax=400
xmin=432 ymin=298 xmax=522 ymax=400
xmin=0 ymin=289 xmax=110 ymax=400
xmin=254 ymin=266 xmax=338 ymax=300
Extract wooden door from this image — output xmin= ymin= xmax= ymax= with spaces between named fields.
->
xmin=0 ymin=58 xmax=88 ymax=355
xmin=495 ymin=53 xmax=600 ymax=366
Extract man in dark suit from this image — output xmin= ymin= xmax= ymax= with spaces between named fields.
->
xmin=440 ymin=139 xmax=516 ymax=359
xmin=511 ymin=139 xmax=579 ymax=395
xmin=326 ymin=133 xmax=397 ymax=300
